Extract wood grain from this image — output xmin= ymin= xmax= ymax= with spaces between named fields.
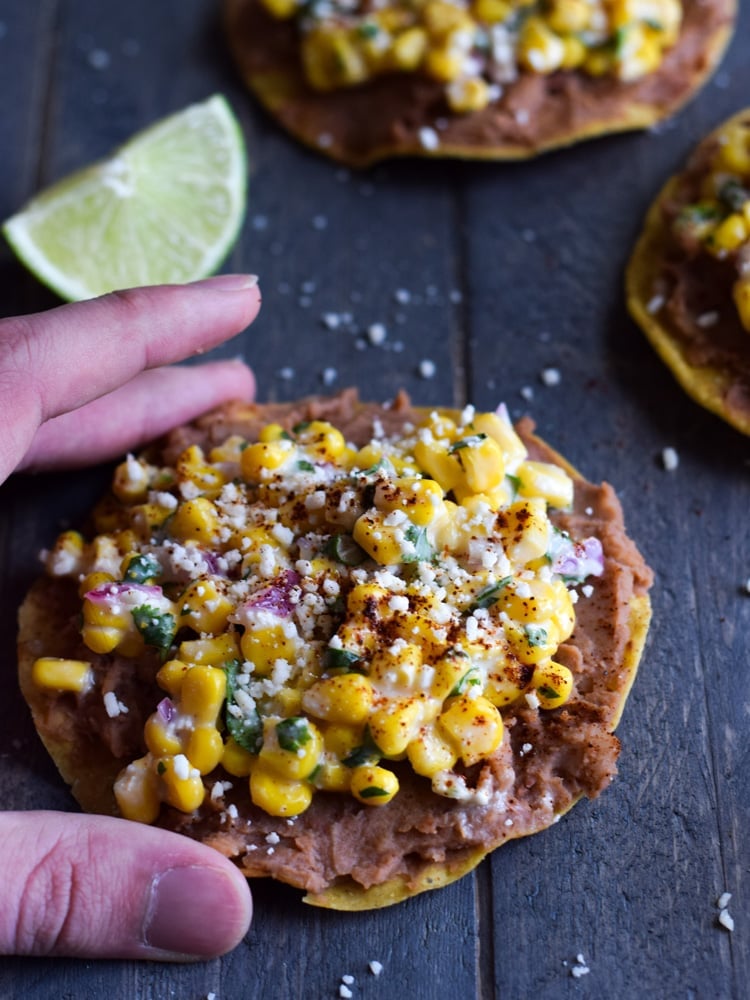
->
xmin=0 ymin=0 xmax=747 ymax=996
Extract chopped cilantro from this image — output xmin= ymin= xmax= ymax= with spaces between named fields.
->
xmin=276 ymin=717 xmax=311 ymax=753
xmin=359 ymin=785 xmax=389 ymax=798
xmin=326 ymin=646 xmax=362 ymax=671
xmin=343 ymin=728 xmax=381 ymax=768
xmin=157 ymin=760 xmax=167 ymax=775
xmin=719 ymin=179 xmax=749 ymax=214
xmin=224 ymin=659 xmax=262 ymax=754
xmin=537 ymin=685 xmax=561 ymax=701
xmin=450 ymin=433 xmax=487 ymax=453
xmin=524 ymin=624 xmax=548 ymax=647
xmin=123 ymin=553 xmax=161 ymax=584
xmin=292 ymin=420 xmax=311 ymax=434
xmin=357 ymin=21 xmax=379 ymax=38
xmin=297 ymin=460 xmax=315 ymax=472
xmin=469 ymin=576 xmax=512 ymax=611
xmin=450 ymin=667 xmax=482 ymax=697
xmin=131 ymin=605 xmax=176 ymax=658
xmin=505 ymin=473 xmax=521 ymax=500
xmin=402 ymin=524 xmax=435 ymax=563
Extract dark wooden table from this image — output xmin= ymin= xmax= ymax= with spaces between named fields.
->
xmin=1 ymin=2 xmax=748 ymax=998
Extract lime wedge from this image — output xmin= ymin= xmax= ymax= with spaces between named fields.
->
xmin=2 ymin=94 xmax=248 ymax=301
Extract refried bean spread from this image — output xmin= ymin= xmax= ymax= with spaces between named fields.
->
xmin=19 ymin=391 xmax=652 ymax=906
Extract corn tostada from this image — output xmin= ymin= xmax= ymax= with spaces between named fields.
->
xmin=223 ymin=0 xmax=735 ymax=166
xmin=18 ymin=390 xmax=652 ymax=909
xmin=627 ymin=108 xmax=750 ymax=435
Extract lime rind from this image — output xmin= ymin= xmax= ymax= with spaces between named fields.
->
xmin=2 ymin=94 xmax=248 ymax=301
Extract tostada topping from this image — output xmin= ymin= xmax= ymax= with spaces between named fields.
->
xmin=31 ymin=404 xmax=604 ymax=823
xmin=263 ymin=0 xmax=683 ymax=111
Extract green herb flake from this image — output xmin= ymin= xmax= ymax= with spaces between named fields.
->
xmin=326 ymin=646 xmax=362 ymax=671
xmin=357 ymin=21 xmax=379 ymax=38
xmin=359 ymin=785 xmax=389 ymax=798
xmin=157 ymin=760 xmax=167 ymax=775
xmin=505 ymin=473 xmax=521 ymax=500
xmin=131 ymin=605 xmax=176 ymax=657
xmin=343 ymin=728 xmax=381 ymax=768
xmin=123 ymin=553 xmax=161 ymax=584
xmin=224 ymin=659 xmax=263 ymax=754
xmin=402 ymin=524 xmax=435 ymax=563
xmin=469 ymin=576 xmax=512 ymax=611
xmin=719 ymin=179 xmax=750 ymax=214
xmin=276 ymin=717 xmax=312 ymax=753
xmin=537 ymin=685 xmax=560 ymax=701
xmin=292 ymin=421 xmax=311 ymax=435
xmin=297 ymin=460 xmax=315 ymax=472
xmin=524 ymin=624 xmax=549 ymax=648
xmin=450 ymin=667 xmax=482 ymax=697
xmin=450 ymin=433 xmax=487 ymax=453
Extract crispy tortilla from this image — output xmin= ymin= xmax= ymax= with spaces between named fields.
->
xmin=626 ymin=108 xmax=750 ymax=436
xmin=223 ymin=0 xmax=735 ymax=167
xmin=18 ymin=391 xmax=653 ymax=909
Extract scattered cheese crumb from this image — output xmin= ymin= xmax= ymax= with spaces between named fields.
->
xmin=103 ymin=691 xmax=128 ymax=718
xmin=342 ymin=974 xmax=355 ymax=985
xmin=718 ymin=909 xmax=734 ymax=932
xmin=646 ymin=294 xmax=665 ymax=315
xmin=525 ymin=691 xmax=540 ymax=710
xmin=520 ymin=385 xmax=534 ymax=401
xmin=418 ymin=359 xmax=436 ymax=379
xmin=581 ymin=584 xmax=594 ymax=598
xmin=540 ymin=367 xmax=561 ymax=387
xmin=743 ymin=578 xmax=750 ymax=595
xmin=322 ymin=367 xmax=338 ymax=386
xmin=570 ymin=953 xmax=590 ymax=978
xmin=661 ymin=447 xmax=679 ymax=471
xmin=367 ymin=323 xmax=387 ymax=345
xmin=339 ymin=986 xmax=353 ymax=999
xmin=696 ymin=311 xmax=719 ymax=328
xmin=717 ymin=892 xmax=732 ymax=909
xmin=368 ymin=960 xmax=383 ymax=976
xmin=418 ymin=126 xmax=440 ymax=151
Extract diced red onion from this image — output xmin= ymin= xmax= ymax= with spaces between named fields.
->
xmin=552 ymin=536 xmax=604 ymax=580
xmin=244 ymin=570 xmax=301 ymax=617
xmin=156 ymin=697 xmax=177 ymax=724
xmin=84 ymin=582 xmax=163 ymax=604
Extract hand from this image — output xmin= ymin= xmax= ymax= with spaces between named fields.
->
xmin=0 ymin=276 xmax=261 ymax=959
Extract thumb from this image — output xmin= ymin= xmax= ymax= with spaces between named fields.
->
xmin=0 ymin=811 xmax=252 ymax=960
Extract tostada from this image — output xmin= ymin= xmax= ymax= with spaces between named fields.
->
xmin=223 ymin=0 xmax=735 ymax=166
xmin=627 ymin=108 xmax=750 ymax=435
xmin=18 ymin=390 xmax=652 ymax=909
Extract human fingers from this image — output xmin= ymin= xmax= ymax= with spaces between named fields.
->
xmin=0 ymin=275 xmax=260 ymax=481
xmin=17 ymin=359 xmax=255 ymax=473
xmin=0 ymin=811 xmax=252 ymax=960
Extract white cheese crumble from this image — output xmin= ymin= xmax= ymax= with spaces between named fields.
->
xmin=661 ymin=447 xmax=679 ymax=471
xmin=646 ymin=293 xmax=665 ymax=314
xmin=540 ymin=367 xmax=561 ymax=387
xmin=418 ymin=126 xmax=440 ymax=151
xmin=103 ymin=691 xmax=129 ymax=718
xmin=419 ymin=359 xmax=436 ymax=379
xmin=368 ymin=960 xmax=383 ymax=976
xmin=367 ymin=322 xmax=387 ymax=345
xmin=339 ymin=987 xmax=353 ymax=999
xmin=718 ymin=909 xmax=734 ymax=932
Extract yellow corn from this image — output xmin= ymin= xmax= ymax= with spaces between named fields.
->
xmin=260 ymin=0 xmax=297 ymax=17
xmin=499 ymin=578 xmax=575 ymax=648
xmin=259 ymin=717 xmax=323 ymax=780
xmin=250 ymin=766 xmax=313 ymax=816
xmin=423 ymin=1 xmax=472 ymax=37
xmin=369 ymin=697 xmax=423 ymax=757
xmin=350 ymin=764 xmax=399 ymax=805
xmin=222 ymin=736 xmax=255 ymax=777
xmin=208 ymin=434 xmax=247 ymax=464
xmin=179 ymin=579 xmax=233 ymax=635
xmin=517 ymin=460 xmax=574 ymax=509
xmin=446 ymin=77 xmax=491 ymax=114
xmin=314 ymin=758 xmax=352 ymax=793
xmin=414 ymin=438 xmax=463 ymax=492
xmin=374 ymin=477 xmax=445 ymax=527
xmin=352 ymin=510 xmax=408 ymax=565
xmin=452 ymin=434 xmax=505 ymax=495
xmin=170 ymin=497 xmax=220 ymax=545
xmin=407 ymin=722 xmax=458 ymax=777
xmin=156 ymin=658 xmax=190 ymax=697
xmin=560 ymin=34 xmax=587 ymax=70
xmin=370 ymin=642 xmax=423 ymax=691
xmin=159 ymin=755 xmax=206 ymax=812
xmin=179 ymin=633 xmax=239 ymax=666
xmin=180 ymin=665 xmax=227 ymax=724
xmin=240 ymin=439 xmax=294 ymax=481
xmin=532 ymin=660 xmax=574 ymax=709
xmin=176 ymin=445 xmax=226 ymax=496
xmin=424 ymin=47 xmax=464 ymax=83
xmin=498 ymin=498 xmax=551 ymax=566
xmin=546 ymin=0 xmax=590 ymax=33
xmin=716 ymin=125 xmax=750 ymax=175
xmin=485 ymin=656 xmax=534 ymax=707
xmin=112 ymin=455 xmax=150 ymax=504
xmin=392 ymin=27 xmax=428 ymax=70
xmin=518 ymin=18 xmax=565 ymax=74
xmin=129 ymin=500 xmax=174 ymax=539
xmin=302 ymin=674 xmax=374 ymax=725
xmin=114 ymin=757 xmax=161 ymax=824
xmin=45 ymin=529 xmax=84 ymax=577
xmin=240 ymin=623 xmax=298 ymax=676
xmin=78 ymin=570 xmax=114 ymax=599
xmin=438 ymin=694 xmax=504 ymax=766
xmin=322 ymin=723 xmax=363 ymax=759
xmin=711 ymin=213 xmax=748 ymax=253
xmin=471 ymin=0 xmax=511 ymax=25
xmin=144 ymin=714 xmax=182 ymax=757
xmin=31 ymin=657 xmax=93 ymax=693
xmin=186 ymin=725 xmax=225 ymax=774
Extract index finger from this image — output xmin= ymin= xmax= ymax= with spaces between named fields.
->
xmin=0 ymin=274 xmax=260 ymax=427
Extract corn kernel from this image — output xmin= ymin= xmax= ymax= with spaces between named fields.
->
xmin=447 ymin=76 xmax=491 ymax=113
xmin=176 ymin=445 xmax=226 ymax=496
xmin=471 ymin=0 xmax=511 ymax=25
xmin=208 ymin=434 xmax=247 ymax=463
xmin=159 ymin=756 xmax=206 ymax=813
xmin=187 ymin=725 xmax=225 ymax=774
xmin=45 ymin=530 xmax=85 ymax=577
xmin=438 ymin=694 xmax=504 ymax=766
xmin=322 ymin=723 xmax=363 ymax=759
xmin=250 ymin=766 xmax=313 ymax=816
xmin=498 ymin=498 xmax=551 ymax=566
xmin=302 ymin=674 xmax=374 ymax=725
xmin=179 ymin=633 xmax=240 ymax=666
xmin=156 ymin=658 xmax=190 ymax=697
xmin=32 ymin=657 xmax=93 ymax=693
xmin=546 ymin=0 xmax=590 ymax=34
xmin=369 ymin=698 xmax=423 ymax=757
xmin=170 ymin=497 xmax=220 ymax=545
xmin=733 ymin=278 xmax=750 ymax=332
xmin=374 ymin=477 xmax=444 ymax=527
xmin=241 ymin=439 xmax=294 ymax=481
xmin=259 ymin=717 xmax=323 ymax=780
xmin=407 ymin=723 xmax=458 ymax=777
xmin=222 ymin=736 xmax=255 ymax=777
xmin=114 ymin=757 xmax=161 ymax=824
xmin=240 ymin=623 xmax=298 ymax=677
xmin=424 ymin=47 xmax=464 ymax=83
xmin=350 ymin=764 xmax=399 ymax=805
xmin=260 ymin=0 xmax=297 ymax=18
xmin=112 ymin=455 xmax=150 ymax=504
xmin=518 ymin=18 xmax=565 ymax=74
xmin=144 ymin=714 xmax=182 ymax=757
xmin=424 ymin=1 xmax=472 ymax=37
xmin=392 ymin=27 xmax=428 ymax=70
xmin=179 ymin=579 xmax=233 ymax=635
xmin=517 ymin=460 xmax=574 ymax=509
xmin=314 ymin=758 xmax=352 ymax=792
xmin=353 ymin=510 xmax=407 ymax=565
xmin=711 ymin=213 xmax=748 ymax=253
xmin=181 ymin=665 xmax=227 ymax=723
xmin=532 ymin=660 xmax=574 ymax=709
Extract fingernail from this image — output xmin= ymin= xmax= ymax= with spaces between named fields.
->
xmin=192 ymin=273 xmax=258 ymax=291
xmin=143 ymin=866 xmax=251 ymax=957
